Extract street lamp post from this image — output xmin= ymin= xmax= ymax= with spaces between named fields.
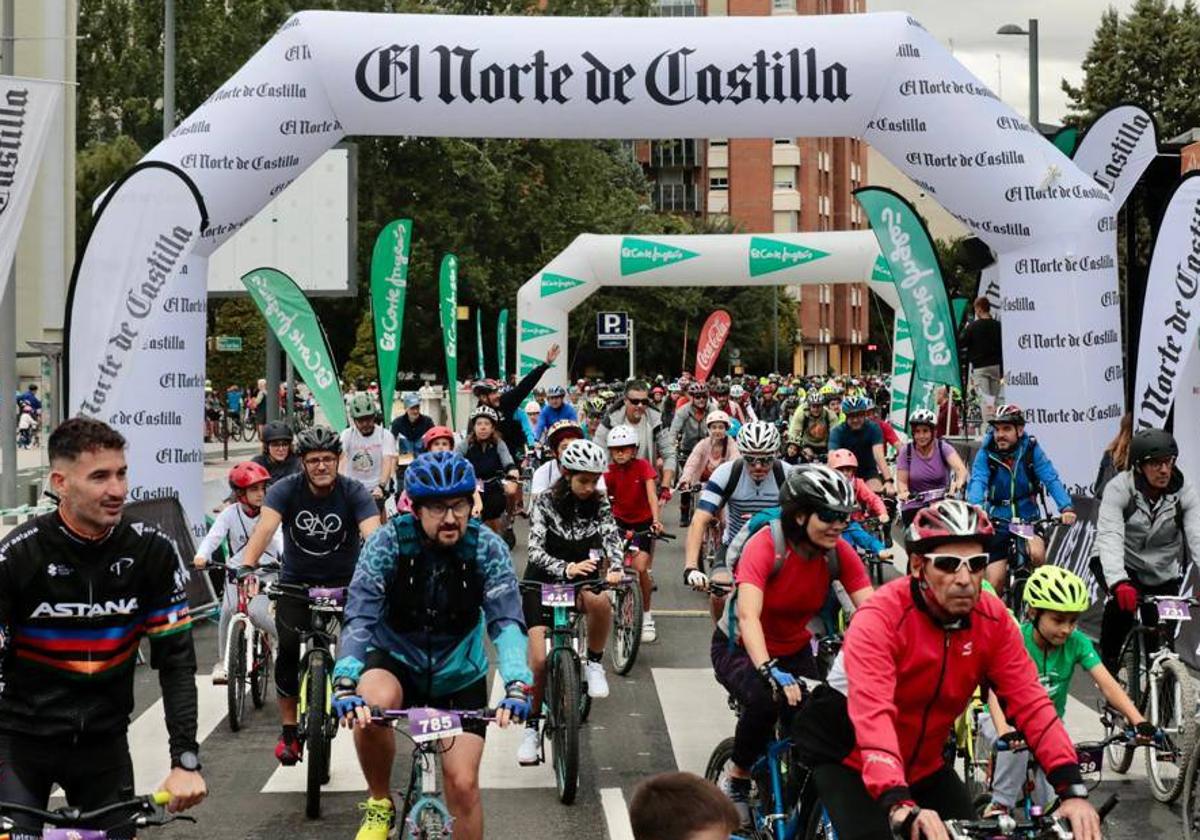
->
xmin=998 ymin=19 xmax=1039 ymax=131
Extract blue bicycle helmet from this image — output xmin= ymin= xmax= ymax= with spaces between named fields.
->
xmin=841 ymin=395 xmax=874 ymax=415
xmin=404 ymin=451 xmax=477 ymax=500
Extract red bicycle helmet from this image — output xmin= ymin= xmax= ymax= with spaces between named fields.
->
xmin=905 ymin=499 xmax=995 ymax=554
xmin=421 ymin=425 xmax=455 ymax=449
xmin=229 ymin=461 xmax=271 ymax=492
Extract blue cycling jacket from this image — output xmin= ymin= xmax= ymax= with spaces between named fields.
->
xmin=966 ymin=431 xmax=1073 ymax=522
xmin=533 ymin=401 xmax=579 ymax=440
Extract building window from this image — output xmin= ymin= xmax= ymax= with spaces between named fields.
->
xmin=773 ymin=211 xmax=797 ymax=232
xmin=773 ymin=137 xmax=792 ymax=145
xmin=655 ymin=0 xmax=700 ymax=16
xmin=773 ymin=0 xmax=796 ymax=10
xmin=773 ymin=165 xmax=796 ymax=190
xmin=710 ymin=138 xmax=728 ymax=147
xmin=709 ymin=168 xmax=729 ymax=191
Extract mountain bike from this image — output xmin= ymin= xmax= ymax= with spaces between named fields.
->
xmin=943 ymin=794 xmax=1118 ymax=840
xmin=208 ymin=562 xmax=276 ymax=732
xmin=369 ymin=708 xmax=496 ymax=839
xmin=1099 ymin=590 xmax=1200 ymax=803
xmin=1000 ymin=516 xmax=1062 ymax=614
xmin=610 ymin=529 xmax=674 ymax=675
xmin=0 ymin=791 xmax=192 ymax=839
xmin=267 ymin=582 xmax=346 ymax=819
xmin=518 ymin=578 xmax=619 ymax=805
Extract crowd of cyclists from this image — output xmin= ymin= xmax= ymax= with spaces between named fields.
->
xmin=1 ymin=347 xmax=1199 ymax=840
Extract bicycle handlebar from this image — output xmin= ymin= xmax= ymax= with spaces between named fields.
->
xmin=0 ymin=792 xmax=187 ymax=830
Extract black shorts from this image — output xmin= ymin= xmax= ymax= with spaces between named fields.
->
xmin=0 ymin=731 xmax=137 ymax=840
xmin=984 ymin=521 xmax=1015 ymax=564
xmin=363 ymin=650 xmax=489 ymax=739
xmin=520 ymin=573 xmax=597 ymax=629
xmin=615 ymin=518 xmax=656 ymax=555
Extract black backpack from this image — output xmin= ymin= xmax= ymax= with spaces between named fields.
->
xmin=715 ymin=458 xmax=787 ymax=509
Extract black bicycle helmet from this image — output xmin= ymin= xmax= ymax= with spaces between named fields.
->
xmin=1130 ymin=428 xmax=1178 ymax=465
xmin=779 ymin=464 xmax=857 ymax=515
xmin=295 ymin=425 xmax=342 ymax=456
xmin=262 ymin=421 xmax=293 ymax=444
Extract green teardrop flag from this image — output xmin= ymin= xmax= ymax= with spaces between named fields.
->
xmin=497 ymin=309 xmax=509 ymax=382
xmin=369 ymin=219 xmax=411 ymax=425
xmin=439 ymin=255 xmax=459 ymax=429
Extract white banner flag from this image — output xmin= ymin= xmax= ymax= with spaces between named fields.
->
xmin=65 ymin=163 xmax=207 ymax=538
xmin=1176 ymin=332 xmax=1200 ymax=484
xmin=1133 ymin=173 xmax=1200 ymax=430
xmin=1072 ymin=104 xmax=1157 ymax=210
xmin=0 ymin=76 xmax=59 ymax=299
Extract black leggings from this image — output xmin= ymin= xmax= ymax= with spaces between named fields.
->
xmin=813 ymin=763 xmax=974 ymax=840
xmin=275 ymin=593 xmax=312 ymax=698
xmin=1098 ymin=573 xmax=1182 ymax=672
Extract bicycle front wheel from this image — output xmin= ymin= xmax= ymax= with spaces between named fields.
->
xmin=242 ymin=417 xmax=258 ymax=442
xmin=403 ymin=801 xmax=451 ymax=840
xmin=304 ymin=652 xmax=331 ymax=818
xmin=1146 ymin=656 xmax=1197 ymax=803
xmin=1183 ymin=739 xmax=1200 ymax=840
xmin=610 ymin=582 xmax=644 ymax=676
xmin=227 ymin=620 xmax=247 ymax=732
xmin=251 ymin=629 xmax=272 ymax=709
xmin=550 ymin=649 xmax=581 ymax=805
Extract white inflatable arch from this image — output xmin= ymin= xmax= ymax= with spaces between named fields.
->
xmin=515 ymin=231 xmax=896 ymax=382
xmin=69 ymin=8 xmax=1123 ymax=535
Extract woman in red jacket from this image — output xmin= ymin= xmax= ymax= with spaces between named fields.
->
xmin=794 ymin=499 xmax=1101 ymax=840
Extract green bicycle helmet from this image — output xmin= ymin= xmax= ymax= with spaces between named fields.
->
xmin=1023 ymin=565 xmax=1090 ymax=613
xmin=349 ymin=392 xmax=376 ymax=419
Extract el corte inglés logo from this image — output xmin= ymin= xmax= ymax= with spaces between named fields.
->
xmin=620 ymin=237 xmax=698 ymax=275
xmin=748 ymin=237 xmax=830 ymax=276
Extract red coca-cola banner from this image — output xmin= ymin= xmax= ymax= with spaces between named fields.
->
xmin=694 ymin=309 xmax=732 ymax=382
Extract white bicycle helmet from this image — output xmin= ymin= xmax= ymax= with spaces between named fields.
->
xmin=737 ymin=421 xmax=781 ymax=457
xmin=606 ymin=424 xmax=639 ymax=448
xmin=909 ymin=408 xmax=937 ymax=429
xmin=559 ymin=439 xmax=609 ymax=474
xmin=729 ymin=383 xmax=745 ymax=399
xmin=705 ymin=410 xmax=732 ymax=429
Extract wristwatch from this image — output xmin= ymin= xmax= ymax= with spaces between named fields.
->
xmin=1058 ymin=783 xmax=1089 ymax=801
xmin=172 ymin=750 xmax=202 ymax=772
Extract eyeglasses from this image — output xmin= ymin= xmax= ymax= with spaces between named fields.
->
xmin=814 ymin=509 xmax=851 ymax=524
xmin=303 ymin=455 xmax=337 ymax=467
xmin=626 ymin=397 xmax=649 ymax=406
xmin=926 ymin=552 xmax=991 ymax=575
xmin=1142 ymin=456 xmax=1176 ymax=470
xmin=423 ymin=499 xmax=473 ymax=519
xmin=744 ymin=456 xmax=774 ymax=467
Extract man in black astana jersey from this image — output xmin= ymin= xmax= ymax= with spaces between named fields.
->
xmin=0 ymin=418 xmax=206 ymax=838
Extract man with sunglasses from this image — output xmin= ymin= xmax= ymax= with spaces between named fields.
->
xmin=669 ymin=382 xmax=712 ymax=527
xmin=795 ymin=499 xmax=1101 ymax=840
xmin=330 ymin=452 xmax=531 ymax=840
xmin=238 ymin=425 xmax=381 ymax=765
xmin=1094 ymin=428 xmax=1200 ymax=671
xmin=595 ymin=380 xmax=677 ymax=488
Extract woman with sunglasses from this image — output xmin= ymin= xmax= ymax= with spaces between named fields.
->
xmin=709 ymin=465 xmax=873 ymax=826
xmin=794 ymin=499 xmax=1101 ymax=840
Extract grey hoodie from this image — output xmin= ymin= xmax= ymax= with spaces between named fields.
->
xmin=1095 ymin=469 xmax=1200 ymax=587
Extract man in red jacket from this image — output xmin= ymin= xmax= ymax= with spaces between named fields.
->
xmin=795 ymin=499 xmax=1100 ymax=840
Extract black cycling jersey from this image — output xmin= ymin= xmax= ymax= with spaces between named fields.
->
xmin=0 ymin=511 xmax=199 ymax=761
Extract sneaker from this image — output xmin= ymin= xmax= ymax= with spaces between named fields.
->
xmin=210 ymin=662 xmax=228 ymax=685
xmin=719 ymin=776 xmax=752 ymax=828
xmin=641 ymin=614 xmax=657 ymax=644
xmin=355 ymin=797 xmax=395 ymax=840
xmin=275 ymin=733 xmax=303 ymax=765
xmin=982 ymin=803 xmax=1010 ymax=818
xmin=517 ymin=725 xmax=541 ymax=766
xmin=585 ymin=660 xmax=610 ymax=698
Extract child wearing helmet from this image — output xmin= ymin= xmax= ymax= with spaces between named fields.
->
xmin=518 ymin=439 xmax=625 ymax=765
xmin=389 ymin=427 xmax=480 ymax=517
xmin=826 ymin=449 xmax=892 ymax=563
xmin=193 ymin=462 xmax=282 ymax=684
xmin=530 ymin=421 xmax=606 ymax=501
xmin=979 ymin=565 xmax=1155 ymax=817
xmin=605 ymin=425 xmax=665 ymax=644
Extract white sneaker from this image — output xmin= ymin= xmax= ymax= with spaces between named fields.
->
xmin=211 ymin=661 xmax=228 ymax=685
xmin=585 ymin=660 xmax=610 ymax=698
xmin=516 ymin=726 xmax=541 ymax=766
xmin=641 ymin=614 xmax=657 ymax=644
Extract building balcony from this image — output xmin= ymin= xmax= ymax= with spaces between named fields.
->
xmin=654 ymin=183 xmax=701 ymax=213
xmin=649 ymin=139 xmax=700 ymax=170
xmin=707 ymin=190 xmax=729 ymax=213
xmin=772 ymin=143 xmax=801 ymax=167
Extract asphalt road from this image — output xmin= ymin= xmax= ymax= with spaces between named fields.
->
xmin=111 ymin=471 xmax=1189 ymax=839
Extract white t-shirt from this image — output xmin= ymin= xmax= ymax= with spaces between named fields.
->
xmin=196 ymin=503 xmax=283 ymax=566
xmin=339 ymin=425 xmax=397 ymax=490
xmin=530 ymin=460 xmax=606 ymax=497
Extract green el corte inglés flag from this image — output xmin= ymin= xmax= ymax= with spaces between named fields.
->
xmin=439 ymin=255 xmax=459 ymax=429
xmin=369 ymin=219 xmax=412 ymax=425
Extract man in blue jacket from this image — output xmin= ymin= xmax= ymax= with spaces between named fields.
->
xmin=967 ymin=404 xmax=1076 ymax=593
xmin=533 ymin=384 xmax=578 ymax=441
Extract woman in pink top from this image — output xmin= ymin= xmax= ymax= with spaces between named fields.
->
xmin=681 ymin=410 xmax=740 ymax=487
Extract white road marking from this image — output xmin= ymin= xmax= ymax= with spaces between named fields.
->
xmin=651 ymin=667 xmax=735 ymax=776
xmin=601 ymin=787 xmax=635 ymax=840
xmin=478 ymin=673 xmax=556 ymax=789
xmin=130 ymin=676 xmax=227 ymax=789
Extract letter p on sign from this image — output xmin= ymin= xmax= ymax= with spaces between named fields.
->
xmin=596 ymin=311 xmax=629 ymax=349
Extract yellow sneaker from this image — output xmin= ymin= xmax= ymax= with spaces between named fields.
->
xmin=355 ymin=797 xmax=395 ymax=840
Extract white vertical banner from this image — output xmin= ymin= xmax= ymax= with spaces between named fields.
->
xmin=1072 ymin=105 xmax=1158 ymax=210
xmin=1132 ymin=173 xmax=1200 ymax=430
xmin=1175 ymin=332 xmax=1200 ymax=486
xmin=65 ymin=163 xmax=207 ymax=537
xmin=999 ymin=219 xmax=1124 ymax=495
xmin=0 ymin=76 xmax=60 ymax=300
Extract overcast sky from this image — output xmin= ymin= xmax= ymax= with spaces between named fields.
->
xmin=869 ymin=1 xmax=1140 ymax=124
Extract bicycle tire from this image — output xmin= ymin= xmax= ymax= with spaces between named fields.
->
xmin=242 ymin=417 xmax=258 ymax=442
xmin=801 ymin=802 xmax=838 ymax=840
xmin=550 ymin=649 xmax=581 ymax=805
xmin=305 ymin=652 xmax=330 ymax=819
xmin=227 ymin=620 xmax=247 ymax=733
xmin=1183 ymin=739 xmax=1200 ymax=840
xmin=574 ymin=616 xmax=592 ymax=724
xmin=1146 ymin=656 xmax=1197 ymax=803
xmin=404 ymin=802 xmax=450 ymax=840
xmin=251 ymin=630 xmax=272 ymax=709
xmin=703 ymin=736 xmax=736 ymax=785
xmin=1107 ymin=635 xmax=1144 ymax=774
xmin=610 ymin=582 xmax=644 ymax=676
